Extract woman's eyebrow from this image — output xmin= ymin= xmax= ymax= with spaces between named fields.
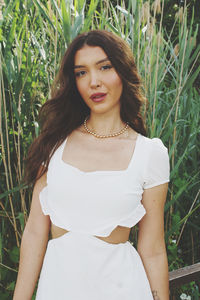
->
xmin=96 ymin=58 xmax=110 ymax=65
xmin=74 ymin=57 xmax=110 ymax=69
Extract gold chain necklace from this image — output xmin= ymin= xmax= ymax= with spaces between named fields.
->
xmin=83 ymin=116 xmax=129 ymax=138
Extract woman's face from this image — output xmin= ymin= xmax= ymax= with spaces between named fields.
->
xmin=74 ymin=45 xmax=123 ymax=115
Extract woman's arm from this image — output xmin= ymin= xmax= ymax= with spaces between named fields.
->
xmin=137 ymin=183 xmax=169 ymax=300
xmin=13 ymin=173 xmax=50 ymax=300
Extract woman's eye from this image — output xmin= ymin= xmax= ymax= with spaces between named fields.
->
xmin=75 ymin=70 xmax=86 ymax=77
xmin=100 ymin=64 xmax=113 ymax=71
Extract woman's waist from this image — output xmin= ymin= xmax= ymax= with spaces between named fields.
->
xmin=50 ymin=223 xmax=131 ymax=245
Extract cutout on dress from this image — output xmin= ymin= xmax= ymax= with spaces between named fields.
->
xmin=50 ymin=223 xmax=130 ymax=244
xmin=50 ymin=223 xmax=70 ymax=240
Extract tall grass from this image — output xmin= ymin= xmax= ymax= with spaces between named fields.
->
xmin=0 ymin=0 xmax=199 ymax=298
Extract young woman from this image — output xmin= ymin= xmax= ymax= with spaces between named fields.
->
xmin=13 ymin=30 xmax=170 ymax=300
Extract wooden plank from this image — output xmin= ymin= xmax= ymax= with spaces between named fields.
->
xmin=169 ymin=263 xmax=200 ymax=288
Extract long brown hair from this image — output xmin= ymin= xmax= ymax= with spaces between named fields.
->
xmin=25 ymin=30 xmax=147 ymax=184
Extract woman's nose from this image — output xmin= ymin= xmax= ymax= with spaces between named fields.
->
xmin=90 ymin=71 xmax=101 ymax=88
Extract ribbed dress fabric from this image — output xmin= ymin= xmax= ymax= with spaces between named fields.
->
xmin=36 ymin=134 xmax=170 ymax=300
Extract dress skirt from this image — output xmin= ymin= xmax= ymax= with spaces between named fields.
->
xmin=36 ymin=231 xmax=153 ymax=300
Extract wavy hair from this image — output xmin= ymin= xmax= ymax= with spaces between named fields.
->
xmin=25 ymin=30 xmax=147 ymax=184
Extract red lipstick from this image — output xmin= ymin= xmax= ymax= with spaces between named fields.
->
xmin=90 ymin=93 xmax=107 ymax=102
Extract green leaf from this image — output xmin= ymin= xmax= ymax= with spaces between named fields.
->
xmin=0 ymin=184 xmax=28 ymax=200
xmin=33 ymin=0 xmax=55 ymax=31
xmin=61 ymin=0 xmax=71 ymax=45
xmin=9 ymin=246 xmax=20 ymax=264
xmin=16 ymin=212 xmax=25 ymax=231
xmin=81 ymin=0 xmax=99 ymax=32
xmin=7 ymin=281 xmax=15 ymax=291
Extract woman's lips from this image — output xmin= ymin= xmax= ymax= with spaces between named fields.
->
xmin=90 ymin=93 xmax=107 ymax=102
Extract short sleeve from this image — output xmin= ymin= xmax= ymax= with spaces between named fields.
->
xmin=143 ymin=138 xmax=170 ymax=189
xmin=39 ymin=186 xmax=50 ymax=215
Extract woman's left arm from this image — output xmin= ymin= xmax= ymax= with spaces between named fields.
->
xmin=137 ymin=183 xmax=169 ymax=300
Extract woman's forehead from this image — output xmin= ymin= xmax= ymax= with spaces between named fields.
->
xmin=74 ymin=45 xmax=108 ymax=66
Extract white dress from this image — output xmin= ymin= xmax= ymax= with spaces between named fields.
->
xmin=36 ymin=133 xmax=170 ymax=300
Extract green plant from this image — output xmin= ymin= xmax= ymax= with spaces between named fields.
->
xmin=0 ymin=0 xmax=199 ymax=297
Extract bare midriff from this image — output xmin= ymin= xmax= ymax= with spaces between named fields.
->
xmin=50 ymin=223 xmax=131 ymax=244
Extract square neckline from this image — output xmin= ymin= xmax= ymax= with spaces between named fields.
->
xmin=60 ymin=133 xmax=141 ymax=175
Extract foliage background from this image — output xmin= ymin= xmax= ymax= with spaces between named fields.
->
xmin=0 ymin=0 xmax=200 ymax=299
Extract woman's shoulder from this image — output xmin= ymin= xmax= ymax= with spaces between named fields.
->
xmin=140 ymin=135 xmax=170 ymax=189
xmin=139 ymin=134 xmax=168 ymax=151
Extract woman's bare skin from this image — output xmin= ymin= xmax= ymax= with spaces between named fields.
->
xmin=51 ymin=223 xmax=131 ymax=244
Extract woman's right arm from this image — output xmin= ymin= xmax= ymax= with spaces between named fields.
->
xmin=13 ymin=173 xmax=51 ymax=300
